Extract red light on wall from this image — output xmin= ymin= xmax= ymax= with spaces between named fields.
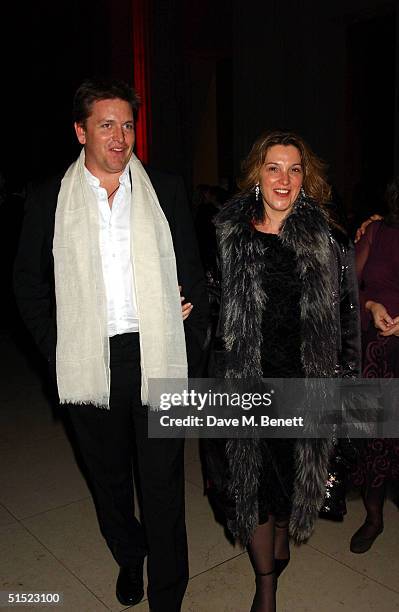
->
xmin=132 ymin=0 xmax=151 ymax=163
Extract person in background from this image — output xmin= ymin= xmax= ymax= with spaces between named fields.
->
xmin=350 ymin=177 xmax=399 ymax=553
xmin=194 ymin=184 xmax=228 ymax=280
xmin=193 ymin=184 xmax=229 ymax=375
xmin=14 ymin=78 xmax=208 ymax=611
xmin=355 ymin=213 xmax=383 ymax=242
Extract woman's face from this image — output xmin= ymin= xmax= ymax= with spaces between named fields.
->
xmin=259 ymin=145 xmax=303 ymax=217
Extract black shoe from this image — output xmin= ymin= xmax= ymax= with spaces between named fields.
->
xmin=116 ymin=558 xmax=145 ymax=606
xmin=350 ymin=521 xmax=384 ymax=554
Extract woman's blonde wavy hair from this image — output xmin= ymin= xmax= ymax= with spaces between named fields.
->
xmin=238 ymin=130 xmax=332 ymax=205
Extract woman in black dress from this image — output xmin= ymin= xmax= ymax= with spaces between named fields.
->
xmin=206 ymin=130 xmax=361 ymax=611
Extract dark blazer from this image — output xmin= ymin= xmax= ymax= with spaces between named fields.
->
xmin=14 ymin=164 xmax=209 ymax=376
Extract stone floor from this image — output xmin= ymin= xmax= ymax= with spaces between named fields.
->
xmin=1 ymin=332 xmax=399 ymax=612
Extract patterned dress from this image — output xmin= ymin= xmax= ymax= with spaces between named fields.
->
xmin=352 ymin=221 xmax=399 ymax=488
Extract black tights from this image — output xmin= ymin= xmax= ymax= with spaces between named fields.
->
xmin=274 ymin=518 xmax=290 ymax=567
xmin=360 ymin=482 xmax=385 ymax=535
xmin=247 ymin=516 xmax=290 ymax=612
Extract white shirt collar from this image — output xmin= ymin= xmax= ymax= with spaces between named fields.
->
xmin=84 ymin=164 xmax=130 ymax=189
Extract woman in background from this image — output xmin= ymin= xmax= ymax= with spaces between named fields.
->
xmin=351 ymin=177 xmax=399 ymax=553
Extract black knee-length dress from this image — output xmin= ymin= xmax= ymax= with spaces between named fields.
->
xmin=256 ymin=230 xmax=303 ymax=523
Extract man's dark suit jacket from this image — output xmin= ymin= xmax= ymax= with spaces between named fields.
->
xmin=14 ymin=165 xmax=209 ymax=377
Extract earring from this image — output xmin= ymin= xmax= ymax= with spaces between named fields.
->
xmin=255 ymin=183 xmax=260 ymax=201
xmin=300 ymin=186 xmax=306 ymax=198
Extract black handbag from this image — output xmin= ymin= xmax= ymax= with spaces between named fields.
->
xmin=319 ymin=438 xmax=362 ymax=521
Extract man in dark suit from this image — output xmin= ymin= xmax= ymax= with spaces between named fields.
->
xmin=14 ymin=78 xmax=208 ymax=612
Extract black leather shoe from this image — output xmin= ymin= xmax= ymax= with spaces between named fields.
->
xmin=116 ymin=558 xmax=145 ymax=606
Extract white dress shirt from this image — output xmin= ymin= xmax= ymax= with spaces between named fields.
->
xmin=84 ymin=166 xmax=139 ymax=336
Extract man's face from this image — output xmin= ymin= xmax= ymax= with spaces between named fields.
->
xmin=74 ymin=98 xmax=135 ymax=177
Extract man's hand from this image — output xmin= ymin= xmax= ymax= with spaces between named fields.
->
xmin=179 ymin=285 xmax=193 ymax=321
xmin=366 ymin=300 xmax=394 ymax=332
xmin=354 ymin=214 xmax=383 ymax=243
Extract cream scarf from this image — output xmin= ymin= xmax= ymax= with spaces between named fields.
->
xmin=53 ymin=149 xmax=187 ymax=408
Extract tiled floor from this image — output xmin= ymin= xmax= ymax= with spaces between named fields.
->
xmin=1 ymin=333 xmax=399 ymax=612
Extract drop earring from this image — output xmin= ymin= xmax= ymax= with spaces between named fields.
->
xmin=300 ymin=186 xmax=306 ymax=198
xmin=255 ymin=183 xmax=260 ymax=201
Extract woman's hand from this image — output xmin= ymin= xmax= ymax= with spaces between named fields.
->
xmin=380 ymin=316 xmax=399 ymax=337
xmin=354 ymin=214 xmax=383 ymax=243
xmin=366 ymin=300 xmax=394 ymax=332
xmin=179 ymin=285 xmax=193 ymax=321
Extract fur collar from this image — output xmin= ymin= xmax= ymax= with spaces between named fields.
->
xmin=216 ymin=192 xmax=338 ymax=378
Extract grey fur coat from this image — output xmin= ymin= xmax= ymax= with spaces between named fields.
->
xmin=207 ymin=192 xmax=361 ymax=545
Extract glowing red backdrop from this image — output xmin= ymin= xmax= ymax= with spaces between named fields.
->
xmin=132 ymin=0 xmax=151 ymax=163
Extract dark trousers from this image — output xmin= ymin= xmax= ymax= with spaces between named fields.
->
xmin=67 ymin=333 xmax=188 ymax=612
